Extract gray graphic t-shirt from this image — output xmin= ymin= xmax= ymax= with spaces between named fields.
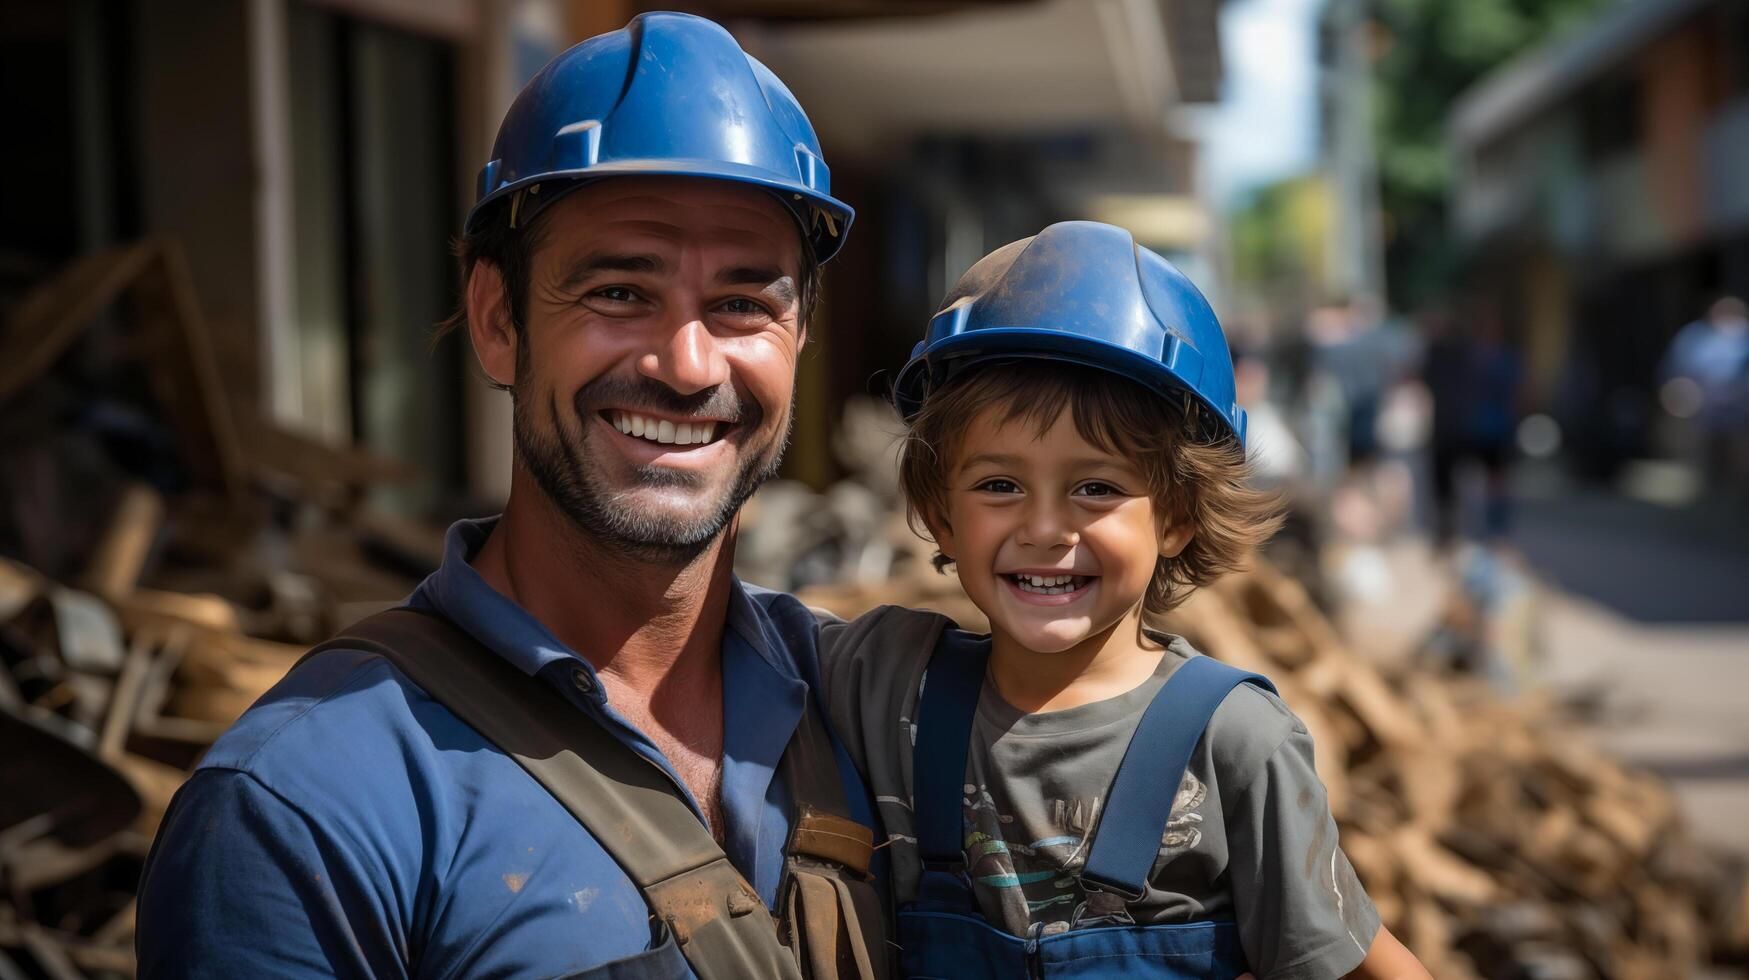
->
xmin=818 ymin=605 xmax=1379 ymax=980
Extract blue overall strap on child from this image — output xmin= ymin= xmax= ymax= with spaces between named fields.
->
xmin=900 ymin=640 xmax=1261 ymax=978
xmin=1078 ymin=656 xmax=1277 ymax=899
xmin=911 ymin=631 xmax=992 ymax=868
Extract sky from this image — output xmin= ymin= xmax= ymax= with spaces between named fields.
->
xmin=1202 ymin=0 xmax=1326 ymax=207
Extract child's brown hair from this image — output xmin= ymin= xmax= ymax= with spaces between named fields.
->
xmin=898 ymin=360 xmax=1283 ymax=622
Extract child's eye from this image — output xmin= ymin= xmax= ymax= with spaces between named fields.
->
xmin=1073 ymin=481 xmax=1124 ymax=498
xmin=973 ymin=478 xmax=1020 ymax=494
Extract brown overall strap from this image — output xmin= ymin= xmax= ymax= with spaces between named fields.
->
xmin=775 ymin=667 xmax=883 ymax=977
xmin=305 ymin=607 xmax=802 ymax=980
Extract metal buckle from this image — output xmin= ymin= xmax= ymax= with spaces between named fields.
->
xmin=1077 ymin=871 xmax=1146 ymax=904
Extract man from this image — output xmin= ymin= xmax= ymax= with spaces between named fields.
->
xmin=1662 ymin=297 xmax=1749 ymax=494
xmin=138 ymin=13 xmax=874 ymax=977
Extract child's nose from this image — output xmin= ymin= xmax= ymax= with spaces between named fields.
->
xmin=1017 ymin=500 xmax=1080 ymax=549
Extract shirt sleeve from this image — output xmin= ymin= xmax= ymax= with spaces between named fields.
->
xmin=1225 ymin=726 xmax=1380 ymax=980
xmin=815 ymin=605 xmax=947 ymax=776
xmin=137 ymin=768 xmax=407 ymax=980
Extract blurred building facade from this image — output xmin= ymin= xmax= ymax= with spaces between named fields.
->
xmin=1 ymin=0 xmax=1226 ymax=512
xmin=3 ymin=0 xmax=569 ymax=514
xmin=1448 ymin=0 xmax=1749 ymax=477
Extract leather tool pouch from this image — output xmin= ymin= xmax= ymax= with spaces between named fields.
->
xmin=781 ymin=806 xmax=884 ymax=978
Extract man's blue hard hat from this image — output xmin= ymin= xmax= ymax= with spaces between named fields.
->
xmin=467 ymin=11 xmax=853 ymax=262
xmin=894 ymin=221 xmax=1247 ymax=445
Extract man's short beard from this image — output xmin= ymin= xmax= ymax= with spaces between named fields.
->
xmin=512 ymin=374 xmax=791 ymax=564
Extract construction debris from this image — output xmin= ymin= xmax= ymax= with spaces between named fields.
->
xmin=0 ymin=239 xmax=249 ymax=504
xmin=0 ymin=242 xmax=442 ymax=977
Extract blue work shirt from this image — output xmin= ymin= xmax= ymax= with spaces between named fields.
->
xmin=137 ymin=517 xmax=863 ymax=978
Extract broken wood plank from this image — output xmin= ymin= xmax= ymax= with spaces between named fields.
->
xmin=81 ymin=484 xmax=166 ymax=601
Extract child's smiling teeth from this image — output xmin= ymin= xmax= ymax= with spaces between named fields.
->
xmin=610 ymin=411 xmax=719 ymax=446
xmin=1008 ymin=573 xmax=1089 ymax=595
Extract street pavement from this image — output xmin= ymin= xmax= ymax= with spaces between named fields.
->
xmin=1511 ymin=485 xmax=1749 ymax=857
xmin=1535 ymin=590 xmax=1749 ymax=855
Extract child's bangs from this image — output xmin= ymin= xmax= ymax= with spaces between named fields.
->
xmin=980 ymin=363 xmax=1178 ymax=468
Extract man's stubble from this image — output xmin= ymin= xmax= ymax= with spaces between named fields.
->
xmin=511 ymin=370 xmax=793 ymax=565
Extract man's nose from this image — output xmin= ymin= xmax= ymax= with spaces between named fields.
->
xmin=637 ymin=317 xmax=729 ymax=395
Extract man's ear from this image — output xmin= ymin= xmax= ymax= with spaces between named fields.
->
xmin=467 ymin=260 xmax=518 ymax=388
xmin=1159 ymin=522 xmax=1194 ymax=560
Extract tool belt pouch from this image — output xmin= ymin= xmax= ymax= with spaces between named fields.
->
xmin=780 ymin=806 xmax=884 ymax=980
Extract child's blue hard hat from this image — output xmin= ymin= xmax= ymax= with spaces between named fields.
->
xmin=894 ymin=221 xmax=1247 ymax=445
xmin=467 ymin=11 xmax=853 ymax=262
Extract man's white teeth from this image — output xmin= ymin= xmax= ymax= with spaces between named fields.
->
xmin=1014 ymin=573 xmax=1082 ymax=595
xmin=613 ymin=412 xmax=716 ymax=445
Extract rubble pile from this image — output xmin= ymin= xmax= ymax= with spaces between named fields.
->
xmin=1175 ymin=566 xmax=1744 ymax=980
xmin=1 ymin=243 xmax=439 ymax=977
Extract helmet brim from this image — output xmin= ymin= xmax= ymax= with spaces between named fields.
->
xmin=465 ymin=161 xmax=855 ymax=264
xmin=894 ymin=329 xmax=1247 ymax=446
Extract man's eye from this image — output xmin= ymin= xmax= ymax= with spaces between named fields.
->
xmin=974 ymin=479 xmax=1020 ymax=494
xmin=593 ymin=286 xmax=639 ymax=303
xmin=717 ymin=297 xmax=769 ymax=316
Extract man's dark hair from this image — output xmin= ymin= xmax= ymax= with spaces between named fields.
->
xmin=436 ymin=192 xmax=824 ymax=391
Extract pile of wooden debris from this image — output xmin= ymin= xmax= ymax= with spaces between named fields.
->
xmin=800 ymin=555 xmax=1749 ymax=980
xmin=0 ymin=242 xmax=445 ymax=978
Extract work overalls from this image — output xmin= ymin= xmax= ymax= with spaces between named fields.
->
xmin=899 ymin=632 xmax=1276 ymax=978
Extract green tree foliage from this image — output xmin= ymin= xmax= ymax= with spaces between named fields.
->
xmin=1369 ymin=0 xmax=1612 ymax=309
xmin=1230 ymin=175 xmax=1331 ymax=313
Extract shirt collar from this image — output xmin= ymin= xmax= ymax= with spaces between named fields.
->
xmin=412 ymin=516 xmax=805 ymax=687
xmin=412 ymin=517 xmax=580 ymax=678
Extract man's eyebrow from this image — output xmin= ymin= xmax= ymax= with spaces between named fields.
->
xmin=558 ymin=252 xmax=665 ymax=289
xmin=717 ymin=266 xmax=798 ymax=306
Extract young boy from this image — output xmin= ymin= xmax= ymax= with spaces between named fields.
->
xmin=818 ymin=222 xmax=1428 ymax=978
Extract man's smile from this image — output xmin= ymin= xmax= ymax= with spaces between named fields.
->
xmin=592 ymin=410 xmax=739 ymax=468
xmin=601 ymin=408 xmax=736 ymax=447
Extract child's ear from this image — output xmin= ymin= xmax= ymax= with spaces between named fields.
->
xmin=923 ymin=508 xmax=956 ymax=561
xmin=1159 ymin=523 xmax=1193 ymax=560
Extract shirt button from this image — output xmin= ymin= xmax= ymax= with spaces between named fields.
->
xmin=571 ymin=669 xmax=595 ymax=695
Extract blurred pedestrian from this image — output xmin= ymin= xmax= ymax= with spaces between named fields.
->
xmin=1312 ymin=297 xmax=1418 ymax=464
xmin=1422 ymin=306 xmax=1524 ymax=546
xmin=1660 ymin=296 xmax=1749 ymax=495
